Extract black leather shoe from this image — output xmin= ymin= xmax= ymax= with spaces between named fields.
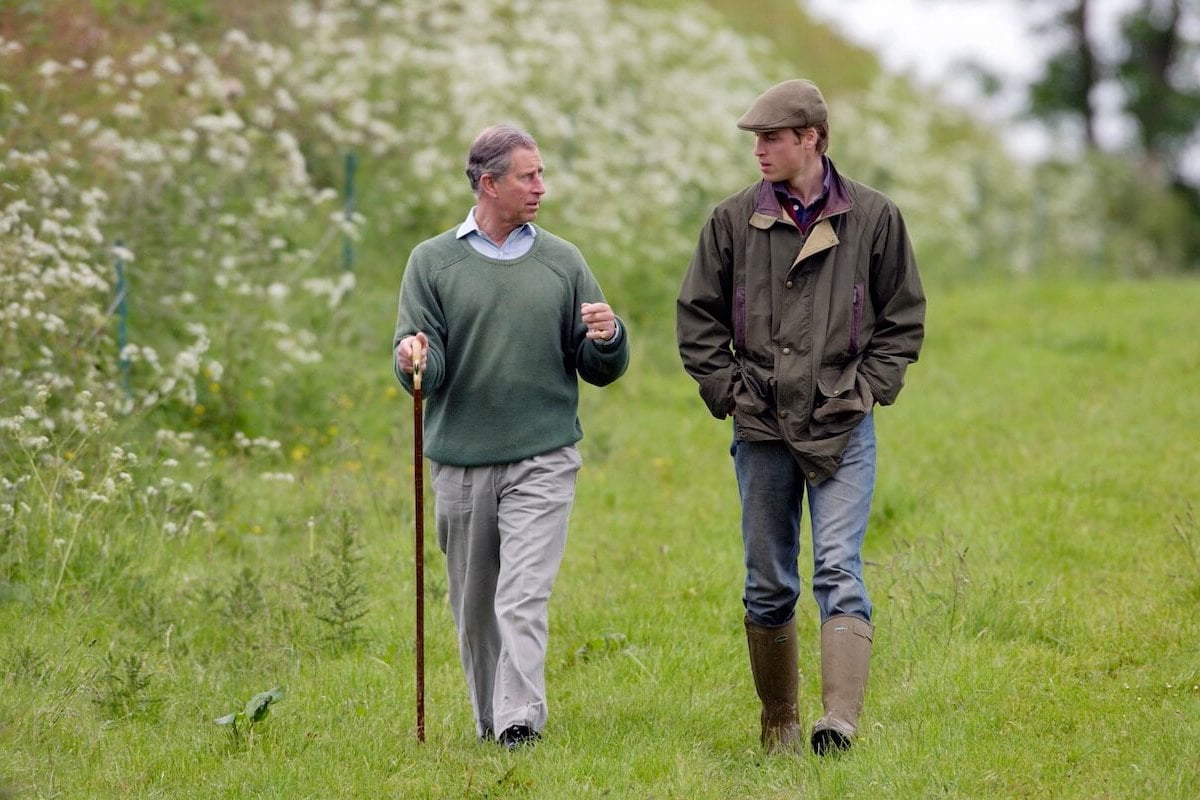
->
xmin=497 ymin=724 xmax=540 ymax=750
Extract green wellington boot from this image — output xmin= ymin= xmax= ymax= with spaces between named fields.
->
xmin=811 ymin=614 xmax=874 ymax=755
xmin=744 ymin=616 xmax=804 ymax=754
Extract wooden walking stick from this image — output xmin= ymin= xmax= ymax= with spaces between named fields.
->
xmin=411 ymin=338 xmax=426 ymax=743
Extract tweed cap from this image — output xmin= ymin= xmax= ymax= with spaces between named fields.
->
xmin=736 ymin=79 xmax=827 ymax=132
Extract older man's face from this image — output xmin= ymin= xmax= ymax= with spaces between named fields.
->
xmin=491 ymin=146 xmax=546 ymax=227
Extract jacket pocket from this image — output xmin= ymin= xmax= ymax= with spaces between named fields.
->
xmin=810 ymin=359 xmax=873 ymax=439
xmin=733 ymin=358 xmax=774 ymax=417
xmin=699 ymin=367 xmax=737 ymax=420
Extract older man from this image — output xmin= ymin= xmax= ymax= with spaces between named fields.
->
xmin=394 ymin=124 xmax=630 ymax=748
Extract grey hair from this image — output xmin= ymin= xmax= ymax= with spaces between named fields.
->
xmin=465 ymin=124 xmax=539 ymax=194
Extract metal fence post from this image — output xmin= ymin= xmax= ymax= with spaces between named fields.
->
xmin=342 ymin=152 xmax=357 ymax=273
xmin=114 ymin=239 xmax=131 ymax=397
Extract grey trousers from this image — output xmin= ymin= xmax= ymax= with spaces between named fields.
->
xmin=430 ymin=444 xmax=581 ymax=738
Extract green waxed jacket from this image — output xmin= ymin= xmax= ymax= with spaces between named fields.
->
xmin=676 ymin=159 xmax=925 ymax=483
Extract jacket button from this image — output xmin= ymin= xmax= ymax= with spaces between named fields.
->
xmin=780 ymin=410 xmax=789 ymax=419
xmin=781 ymin=347 xmax=791 ymax=355
xmin=808 ymin=471 xmax=816 ymax=479
xmin=785 ymin=280 xmax=794 ymax=289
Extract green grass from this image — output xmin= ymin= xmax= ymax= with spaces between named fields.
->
xmin=3 ymin=277 xmax=1199 ymax=798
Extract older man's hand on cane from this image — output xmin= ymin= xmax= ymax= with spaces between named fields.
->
xmin=396 ymin=333 xmax=429 ymax=375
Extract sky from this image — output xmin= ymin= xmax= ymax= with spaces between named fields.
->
xmin=803 ymin=0 xmax=1145 ymax=162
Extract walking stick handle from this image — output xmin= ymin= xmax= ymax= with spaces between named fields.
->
xmin=411 ymin=338 xmax=423 ymax=391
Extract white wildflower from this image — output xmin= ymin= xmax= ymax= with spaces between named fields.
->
xmin=133 ymin=70 xmax=161 ymax=89
xmin=224 ymin=29 xmax=252 ymax=49
xmin=37 ymin=60 xmax=64 ymax=79
xmin=113 ymin=102 xmax=142 ymax=120
xmin=273 ymin=87 xmax=298 ymax=113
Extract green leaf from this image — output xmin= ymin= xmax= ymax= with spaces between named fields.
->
xmin=244 ymin=687 xmax=283 ymax=723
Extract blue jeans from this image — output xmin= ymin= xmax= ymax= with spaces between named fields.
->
xmin=732 ymin=414 xmax=876 ymax=628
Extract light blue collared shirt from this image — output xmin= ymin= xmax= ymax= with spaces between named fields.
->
xmin=456 ymin=208 xmax=537 ymax=260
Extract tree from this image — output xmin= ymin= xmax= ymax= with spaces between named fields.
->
xmin=1020 ymin=0 xmax=1200 ymax=267
xmin=1028 ymin=0 xmax=1100 ymax=148
xmin=1115 ymin=0 xmax=1200 ymax=185
xmin=1027 ymin=0 xmax=1200 ymax=189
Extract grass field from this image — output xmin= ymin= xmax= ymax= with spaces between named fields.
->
xmin=3 ymin=1 xmax=1199 ymax=797
xmin=3 ymin=277 xmax=1198 ymax=799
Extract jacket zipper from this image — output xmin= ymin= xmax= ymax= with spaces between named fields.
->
xmin=849 ymin=283 xmax=864 ymax=355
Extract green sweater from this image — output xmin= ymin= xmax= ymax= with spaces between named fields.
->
xmin=393 ymin=226 xmax=629 ymax=466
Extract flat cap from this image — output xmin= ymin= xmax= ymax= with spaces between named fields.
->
xmin=736 ymin=79 xmax=827 ymax=132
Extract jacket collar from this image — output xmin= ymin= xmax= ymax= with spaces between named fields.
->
xmin=748 ymin=156 xmax=854 ymax=231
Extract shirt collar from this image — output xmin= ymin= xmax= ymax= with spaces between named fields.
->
xmin=456 ymin=207 xmax=537 ymax=245
xmin=750 ymin=157 xmax=853 ymax=230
